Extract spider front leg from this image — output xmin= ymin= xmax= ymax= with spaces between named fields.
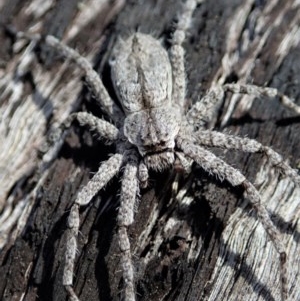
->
xmin=178 ymin=139 xmax=288 ymax=300
xmin=63 ymin=154 xmax=123 ymax=301
xmin=138 ymin=161 xmax=149 ymax=189
xmin=117 ymin=152 xmax=139 ymax=301
xmin=195 ymin=130 xmax=300 ymax=185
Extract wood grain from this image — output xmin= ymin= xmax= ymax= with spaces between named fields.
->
xmin=0 ymin=0 xmax=299 ymax=300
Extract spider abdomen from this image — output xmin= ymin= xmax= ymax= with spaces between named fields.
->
xmin=110 ymin=33 xmax=173 ymax=113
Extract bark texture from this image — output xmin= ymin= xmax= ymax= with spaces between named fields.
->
xmin=0 ymin=0 xmax=300 ymax=300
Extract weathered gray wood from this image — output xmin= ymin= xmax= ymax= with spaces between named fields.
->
xmin=0 ymin=0 xmax=299 ymax=300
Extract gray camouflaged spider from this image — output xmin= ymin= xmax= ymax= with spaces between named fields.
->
xmin=16 ymin=0 xmax=300 ymax=300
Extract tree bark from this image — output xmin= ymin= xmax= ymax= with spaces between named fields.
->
xmin=0 ymin=0 xmax=300 ymax=301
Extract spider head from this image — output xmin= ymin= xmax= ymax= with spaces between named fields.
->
xmin=124 ymin=106 xmax=181 ymax=170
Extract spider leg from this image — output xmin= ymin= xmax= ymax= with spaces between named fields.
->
xmin=187 ymin=83 xmax=300 ymax=130
xmin=175 ymin=151 xmax=193 ymax=175
xmin=138 ymin=161 xmax=149 ymax=189
xmin=117 ymin=152 xmax=139 ymax=301
xmin=195 ymin=130 xmax=300 ymax=185
xmin=170 ymin=0 xmax=198 ymax=107
xmin=63 ymin=153 xmax=123 ymax=301
xmin=223 ymin=83 xmax=300 ymax=114
xmin=171 ymin=152 xmax=193 ymax=198
xmin=186 ymin=86 xmax=225 ymax=129
xmin=41 ymin=112 xmax=119 ymax=171
xmin=64 ymin=112 xmax=119 ymax=142
xmin=178 ymin=139 xmax=288 ymax=300
xmin=16 ymin=31 xmax=124 ymax=124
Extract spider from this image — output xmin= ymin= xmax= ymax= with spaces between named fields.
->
xmin=14 ymin=0 xmax=300 ymax=300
